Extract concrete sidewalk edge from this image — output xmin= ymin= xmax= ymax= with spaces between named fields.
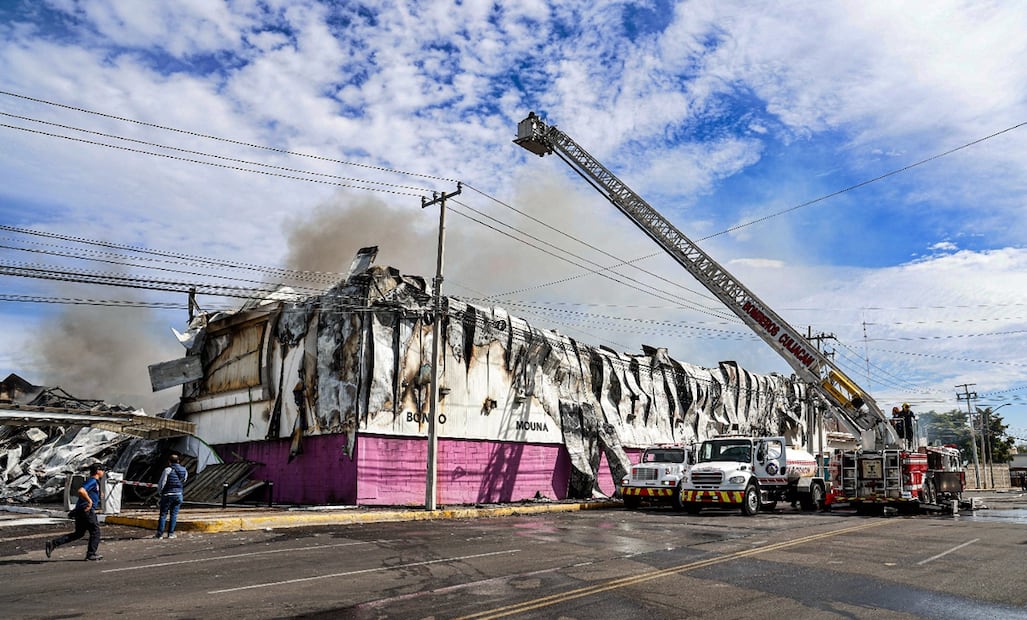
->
xmin=104 ymin=501 xmax=619 ymax=533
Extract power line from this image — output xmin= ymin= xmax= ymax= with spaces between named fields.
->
xmin=0 ymin=242 xmax=324 ymax=292
xmin=710 ymin=121 xmax=1027 ymax=239
xmin=865 ymin=329 xmax=1027 ymax=342
xmin=463 ymin=184 xmax=720 ymax=305
xmin=1 ymin=122 xmax=427 ymax=198
xmin=3 ymin=102 xmax=734 ymax=324
xmin=4 ymin=90 xmax=1026 ymax=390
xmin=0 ymin=90 xmax=456 ymax=184
xmin=444 ymin=205 xmax=736 ymax=321
xmin=0 ymin=111 xmax=431 ymax=194
xmin=0 ymin=224 xmax=342 ymax=285
xmin=447 ymin=198 xmax=735 ymax=320
xmin=869 ymin=347 xmax=1026 ymax=368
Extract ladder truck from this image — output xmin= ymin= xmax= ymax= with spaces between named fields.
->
xmin=513 ymin=112 xmax=944 ymax=514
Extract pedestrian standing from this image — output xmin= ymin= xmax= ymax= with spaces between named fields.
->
xmin=154 ymin=454 xmax=188 ymax=539
xmin=45 ymin=463 xmax=104 ymax=561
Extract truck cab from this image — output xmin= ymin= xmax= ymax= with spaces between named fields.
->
xmin=620 ymin=444 xmax=695 ymax=510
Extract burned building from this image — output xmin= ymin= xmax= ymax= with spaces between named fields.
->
xmin=160 ymin=248 xmax=816 ymax=506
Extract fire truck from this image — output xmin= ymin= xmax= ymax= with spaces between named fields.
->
xmin=514 ymin=112 xmax=961 ymax=515
xmin=620 ymin=443 xmax=695 ymax=509
xmin=828 ymin=409 xmax=965 ymax=513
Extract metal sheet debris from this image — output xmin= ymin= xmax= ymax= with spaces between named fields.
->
xmin=0 ymin=375 xmax=184 ymax=503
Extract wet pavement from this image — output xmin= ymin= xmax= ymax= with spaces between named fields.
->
xmin=3 ymin=488 xmax=1024 ymax=534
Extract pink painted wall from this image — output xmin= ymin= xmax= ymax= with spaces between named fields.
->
xmin=216 ymin=434 xmax=628 ymax=506
xmin=356 ymin=434 xmax=571 ymax=506
xmin=218 ymin=435 xmax=358 ymax=505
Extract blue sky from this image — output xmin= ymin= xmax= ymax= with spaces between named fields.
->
xmin=1 ymin=0 xmax=1026 ymax=437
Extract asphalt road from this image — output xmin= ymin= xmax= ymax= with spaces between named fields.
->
xmin=2 ymin=493 xmax=1026 ymax=619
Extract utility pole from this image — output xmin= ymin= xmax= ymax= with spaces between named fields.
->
xmin=981 ymin=407 xmax=991 ymax=489
xmin=421 ymin=183 xmax=461 ymax=511
xmin=982 ymin=403 xmax=1012 ymax=490
xmin=956 ymin=384 xmax=981 ymax=489
xmin=806 ymin=327 xmax=836 ymax=358
xmin=806 ymin=327 xmax=835 ymax=475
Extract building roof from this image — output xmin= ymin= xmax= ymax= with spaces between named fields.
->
xmin=0 ymin=403 xmax=195 ymax=439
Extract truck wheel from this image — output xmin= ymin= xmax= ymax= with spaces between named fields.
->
xmin=741 ymin=483 xmax=760 ymax=516
xmin=800 ymin=482 xmax=825 ymax=511
xmin=671 ymin=485 xmax=685 ymax=511
xmin=623 ymin=495 xmax=641 ymax=510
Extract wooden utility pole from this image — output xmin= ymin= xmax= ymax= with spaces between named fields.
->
xmin=421 ymin=183 xmax=461 ymax=511
xmin=956 ymin=383 xmax=980 ymax=488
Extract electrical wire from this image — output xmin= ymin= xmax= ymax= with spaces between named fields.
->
xmin=4 ymin=90 xmax=1025 ymax=398
xmin=1 ymin=123 xmax=426 ymax=197
xmin=0 ymin=90 xmax=457 ymax=184
xmin=462 ymin=183 xmax=720 ymax=305
xmin=0 ymin=224 xmax=343 ymax=285
xmin=448 ymin=199 xmax=735 ymax=320
xmin=0 ymin=111 xmax=431 ymax=193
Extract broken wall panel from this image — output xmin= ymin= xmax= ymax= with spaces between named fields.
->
xmin=200 ymin=313 xmax=270 ymax=396
xmin=0 ymin=426 xmax=128 ymax=502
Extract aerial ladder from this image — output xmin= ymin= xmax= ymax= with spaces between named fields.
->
xmin=514 ymin=111 xmax=900 ymax=452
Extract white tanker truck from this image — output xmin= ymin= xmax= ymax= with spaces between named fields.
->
xmin=680 ymin=436 xmax=825 ymax=516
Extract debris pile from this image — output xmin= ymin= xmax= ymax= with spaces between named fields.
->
xmin=0 ymin=374 xmax=160 ymax=503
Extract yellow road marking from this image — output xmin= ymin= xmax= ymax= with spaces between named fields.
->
xmin=456 ymin=519 xmax=892 ymax=619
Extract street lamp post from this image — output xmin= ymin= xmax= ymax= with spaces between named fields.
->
xmin=986 ymin=403 xmax=1011 ymax=489
xmin=981 ymin=409 xmax=990 ymax=488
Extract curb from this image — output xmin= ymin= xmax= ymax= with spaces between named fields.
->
xmin=0 ymin=505 xmax=68 ymax=519
xmin=104 ymin=501 xmax=618 ymax=533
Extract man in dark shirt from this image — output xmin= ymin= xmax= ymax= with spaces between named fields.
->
xmin=46 ymin=463 xmax=104 ymax=561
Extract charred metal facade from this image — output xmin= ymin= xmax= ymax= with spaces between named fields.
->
xmin=173 ymin=260 xmax=815 ymax=506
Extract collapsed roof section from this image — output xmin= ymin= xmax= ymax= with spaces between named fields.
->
xmin=0 ymin=375 xmax=179 ymax=502
xmin=0 ymin=373 xmax=195 ymax=440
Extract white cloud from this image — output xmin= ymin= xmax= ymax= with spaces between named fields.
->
xmin=2 ymin=0 xmax=1026 ymax=429
xmin=929 ymin=241 xmax=958 ymax=252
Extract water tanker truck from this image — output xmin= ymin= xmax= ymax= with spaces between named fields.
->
xmin=680 ymin=436 xmax=825 ymax=515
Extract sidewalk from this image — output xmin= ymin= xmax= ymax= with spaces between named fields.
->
xmin=118 ymin=488 xmax=1023 ymax=532
xmin=7 ymin=489 xmax=1023 ymax=534
xmin=104 ymin=500 xmax=620 ymax=533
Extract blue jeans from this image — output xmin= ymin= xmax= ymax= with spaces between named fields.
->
xmin=157 ymin=493 xmax=183 ymax=535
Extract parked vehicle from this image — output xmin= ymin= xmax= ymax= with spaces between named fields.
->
xmin=620 ymin=444 xmax=695 ymax=510
xmin=680 ymin=436 xmax=824 ymax=515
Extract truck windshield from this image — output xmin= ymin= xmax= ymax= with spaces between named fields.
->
xmin=642 ymin=449 xmax=685 ymax=464
xmin=698 ymin=441 xmax=751 ymax=463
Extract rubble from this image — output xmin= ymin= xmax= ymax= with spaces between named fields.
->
xmin=0 ymin=375 xmax=162 ymax=503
